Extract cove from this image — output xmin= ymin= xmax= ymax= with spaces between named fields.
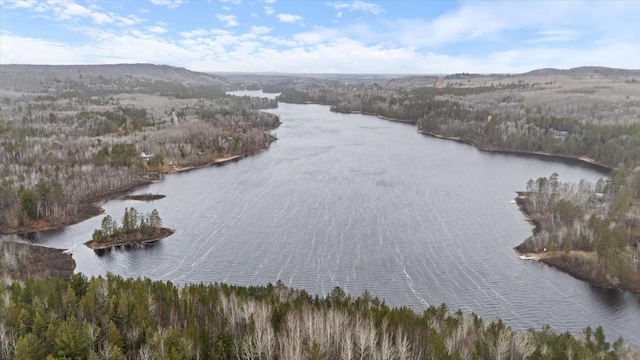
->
xmin=25 ymin=90 xmax=640 ymax=345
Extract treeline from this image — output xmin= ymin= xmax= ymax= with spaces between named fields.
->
xmin=277 ymin=84 xmax=640 ymax=168
xmin=0 ymin=274 xmax=632 ymax=360
xmin=0 ymin=69 xmax=280 ymax=234
xmin=516 ymin=170 xmax=640 ymax=292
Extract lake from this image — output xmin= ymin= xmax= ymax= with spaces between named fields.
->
xmin=22 ymin=90 xmax=640 ymax=345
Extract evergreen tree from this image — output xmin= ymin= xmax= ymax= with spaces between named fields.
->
xmin=19 ymin=188 xmax=39 ymax=220
xmin=14 ymin=333 xmax=45 ymax=360
xmin=54 ymin=318 xmax=89 ymax=360
xmin=121 ymin=208 xmax=133 ymax=234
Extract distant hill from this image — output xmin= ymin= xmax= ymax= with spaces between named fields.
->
xmin=0 ymin=63 xmax=230 ymax=93
xmin=524 ymin=66 xmax=640 ymax=77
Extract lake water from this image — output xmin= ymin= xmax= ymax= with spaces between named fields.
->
xmin=20 ymin=90 xmax=640 ymax=345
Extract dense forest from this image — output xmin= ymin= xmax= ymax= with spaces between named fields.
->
xmin=275 ymin=67 xmax=640 ymax=294
xmin=0 ymin=274 xmax=633 ymax=359
xmin=0 ymin=65 xmax=280 ymax=234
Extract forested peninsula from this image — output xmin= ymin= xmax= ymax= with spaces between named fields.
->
xmin=0 ymin=64 xmax=280 ymax=235
xmin=274 ymin=67 xmax=640 ymax=294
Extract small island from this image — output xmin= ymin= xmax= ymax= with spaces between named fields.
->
xmin=122 ymin=193 xmax=166 ymax=201
xmin=85 ymin=207 xmax=174 ymax=250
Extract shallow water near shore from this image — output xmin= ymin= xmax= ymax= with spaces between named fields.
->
xmin=20 ymin=90 xmax=640 ymax=345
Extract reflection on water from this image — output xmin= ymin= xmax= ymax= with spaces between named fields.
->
xmin=6 ymin=90 xmax=639 ymax=346
xmin=588 ymin=285 xmax=628 ymax=313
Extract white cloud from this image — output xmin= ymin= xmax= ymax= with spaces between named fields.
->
xmin=117 ymin=15 xmax=143 ymax=27
xmin=528 ymin=30 xmax=580 ymax=43
xmin=53 ymin=2 xmax=94 ymax=20
xmin=89 ymin=11 xmax=113 ymax=25
xmin=292 ymin=28 xmax=341 ymax=45
xmin=220 ymin=0 xmax=242 ymax=4
xmin=180 ymin=28 xmax=210 ymax=38
xmin=148 ymin=26 xmax=168 ymax=34
xmin=277 ymin=13 xmax=303 ymax=23
xmin=331 ymin=1 xmax=383 ymax=15
xmin=3 ymin=21 xmax=640 ymax=74
xmin=251 ymin=26 xmax=271 ymax=35
xmin=389 ymin=4 xmax=505 ymax=48
xmin=264 ymin=6 xmax=274 ymax=16
xmin=150 ymin=0 xmax=184 ymax=9
xmin=0 ymin=32 xmax=86 ymax=64
xmin=7 ymin=1 xmax=144 ymax=27
xmin=3 ymin=0 xmax=640 ymax=74
xmin=216 ymin=14 xmax=239 ymax=27
xmin=5 ymin=0 xmax=38 ymax=9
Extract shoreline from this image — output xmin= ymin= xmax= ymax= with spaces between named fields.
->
xmin=279 ymin=99 xmax=613 ymax=173
xmin=512 ymin=192 xmax=640 ymax=294
xmin=417 ymin=130 xmax=614 ymax=173
xmin=0 ymin=146 xmax=272 ymax=237
xmin=4 ymin=100 xmax=627 ymax=293
xmin=310 ymin=102 xmax=628 ymax=292
xmin=277 ymin=99 xmax=418 ymax=125
xmin=166 ymin=153 xmax=249 ymax=174
xmin=0 ymin=239 xmax=75 ymax=280
xmin=513 ymin=247 xmax=640 ymax=294
xmin=332 ymin=109 xmax=417 ymax=125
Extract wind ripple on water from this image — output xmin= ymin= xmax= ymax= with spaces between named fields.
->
xmin=26 ymin=98 xmax=640 ymax=346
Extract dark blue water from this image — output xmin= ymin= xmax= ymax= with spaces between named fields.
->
xmin=19 ymin=91 xmax=640 ymax=345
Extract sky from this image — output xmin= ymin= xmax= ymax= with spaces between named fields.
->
xmin=1 ymin=0 xmax=639 ymax=74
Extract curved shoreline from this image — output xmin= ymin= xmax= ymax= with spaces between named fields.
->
xmin=513 ymin=248 xmax=640 ymax=294
xmin=278 ymin=99 xmax=614 ymax=173
xmin=1 ymin=146 xmax=273 ymax=236
xmin=417 ymin=130 xmax=614 ymax=173
xmin=293 ymin=101 xmax=625 ymax=292
xmin=0 ymin=240 xmax=75 ymax=280
xmin=512 ymin=193 xmax=640 ymax=294
xmin=332 ymin=109 xmax=417 ymax=125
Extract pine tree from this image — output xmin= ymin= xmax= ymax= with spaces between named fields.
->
xmin=14 ymin=333 xmax=45 ymax=360
xmin=54 ymin=318 xmax=89 ymax=360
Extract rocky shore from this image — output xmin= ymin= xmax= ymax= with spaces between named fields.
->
xmin=0 ymin=239 xmax=75 ymax=281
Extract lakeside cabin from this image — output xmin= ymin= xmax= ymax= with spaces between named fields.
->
xmin=140 ymin=151 xmax=155 ymax=162
xmin=552 ymin=130 xmax=570 ymax=140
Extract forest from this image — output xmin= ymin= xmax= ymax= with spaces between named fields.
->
xmin=0 ymin=65 xmax=280 ymax=235
xmin=514 ymin=169 xmax=640 ymax=292
xmin=0 ymin=274 xmax=633 ymax=359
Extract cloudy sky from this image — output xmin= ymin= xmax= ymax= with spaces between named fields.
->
xmin=1 ymin=0 xmax=639 ymax=74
